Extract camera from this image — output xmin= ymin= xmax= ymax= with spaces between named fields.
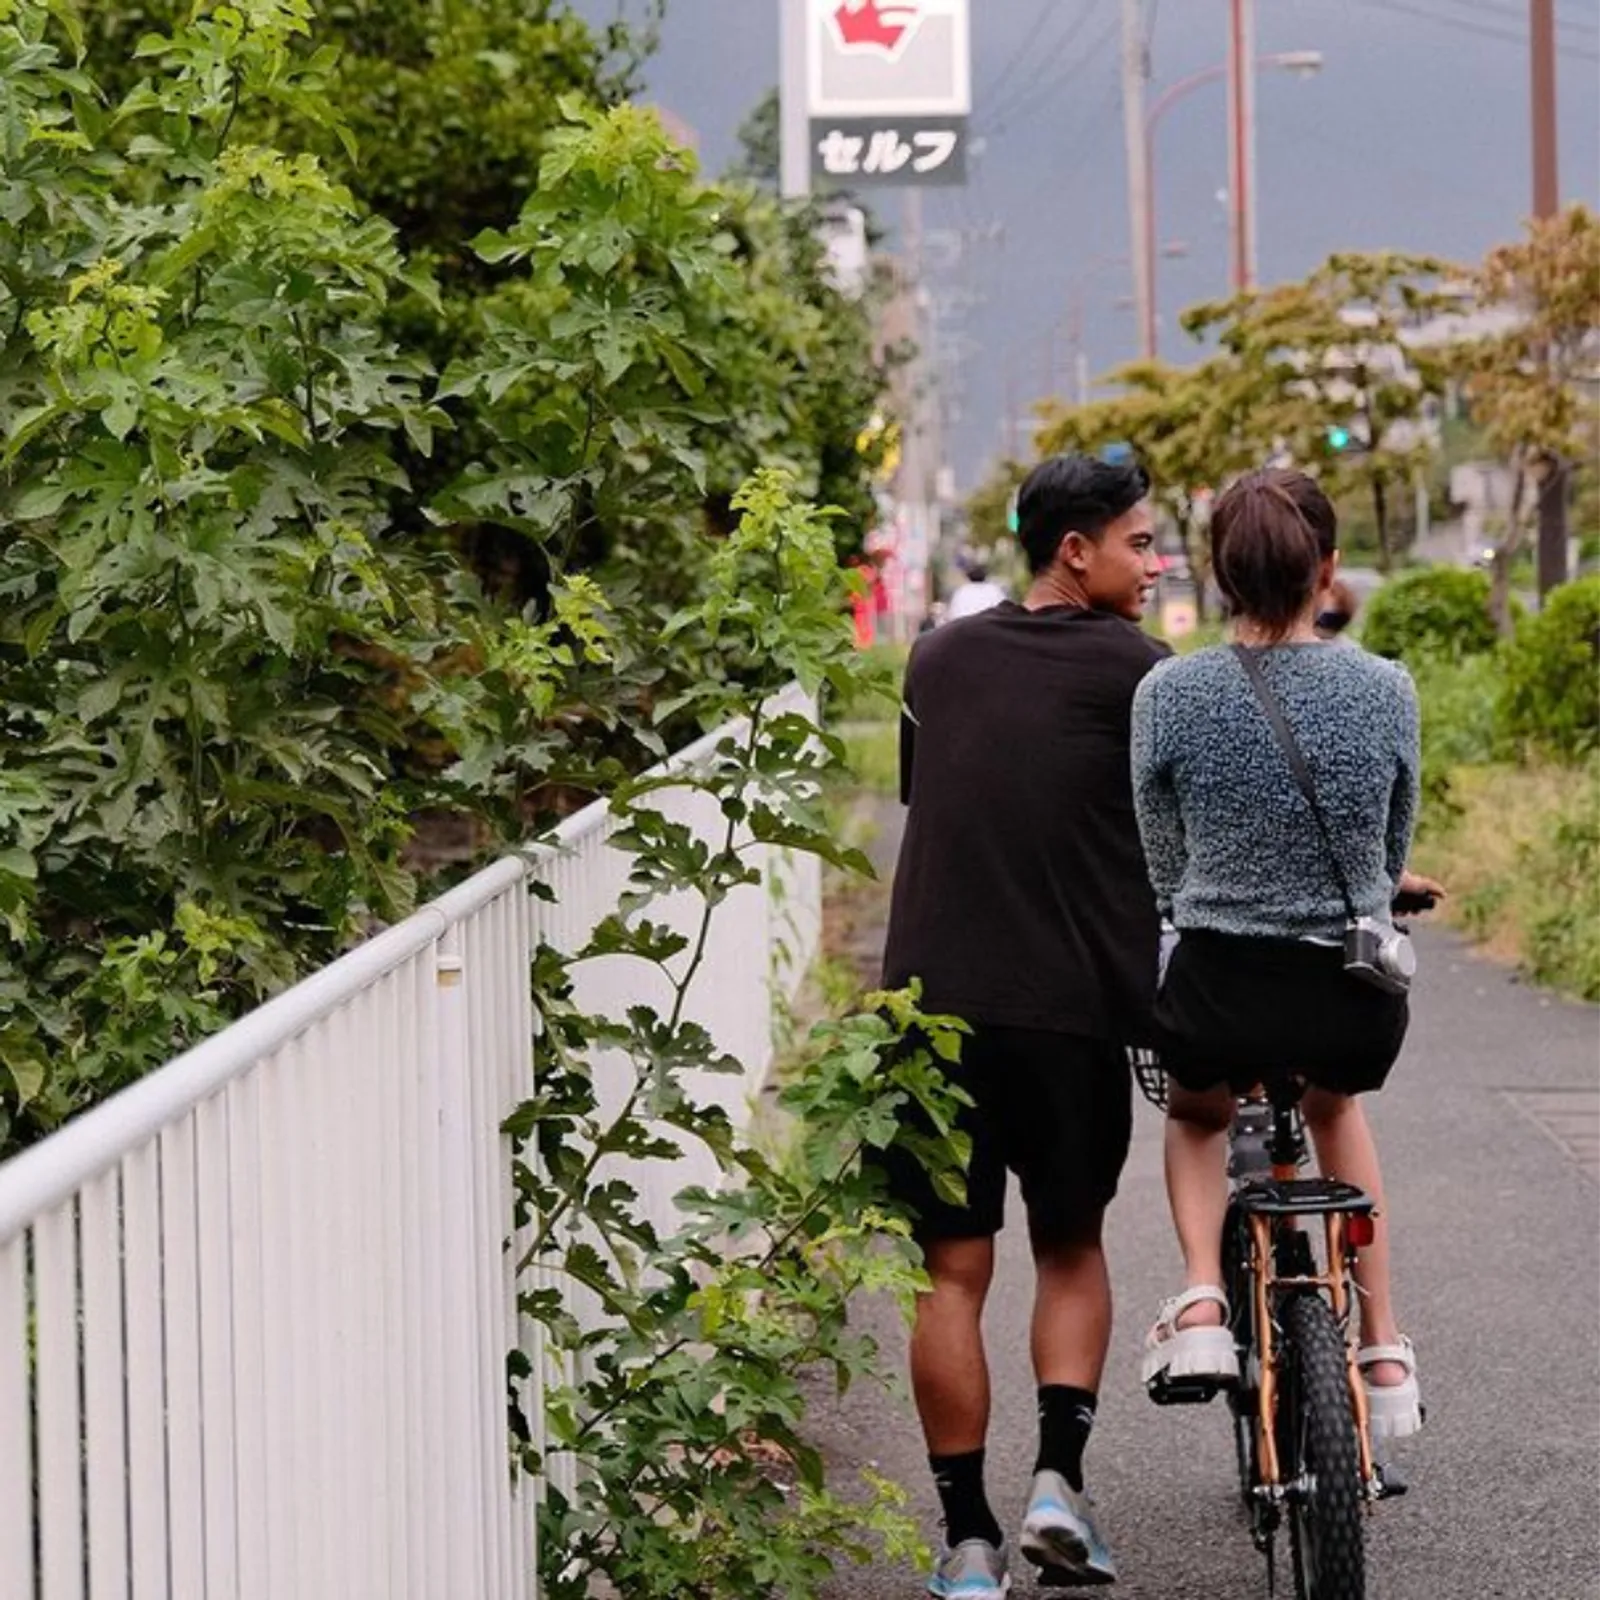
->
xmin=1343 ymin=917 xmax=1416 ymax=996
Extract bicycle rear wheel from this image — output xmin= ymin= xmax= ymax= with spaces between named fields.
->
xmin=1279 ymin=1293 xmax=1365 ymax=1600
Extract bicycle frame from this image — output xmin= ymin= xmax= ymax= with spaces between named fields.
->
xmin=1231 ymin=1088 xmax=1388 ymax=1518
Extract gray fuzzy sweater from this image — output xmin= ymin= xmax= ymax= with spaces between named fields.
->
xmin=1130 ymin=643 xmax=1421 ymax=940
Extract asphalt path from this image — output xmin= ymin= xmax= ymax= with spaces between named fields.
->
xmin=816 ymin=805 xmax=1600 ymax=1600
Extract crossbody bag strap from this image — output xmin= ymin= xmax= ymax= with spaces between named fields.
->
xmin=1230 ymin=644 xmax=1360 ymax=923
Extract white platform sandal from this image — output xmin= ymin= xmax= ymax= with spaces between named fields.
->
xmin=1140 ymin=1285 xmax=1240 ymax=1386
xmin=1357 ymin=1337 xmax=1423 ymax=1439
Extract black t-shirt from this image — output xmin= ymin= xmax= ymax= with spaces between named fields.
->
xmin=882 ymin=602 xmax=1170 ymax=1042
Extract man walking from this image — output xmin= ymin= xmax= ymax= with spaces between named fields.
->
xmin=879 ymin=453 xmax=1167 ymax=1595
xmin=944 ymin=559 xmax=1008 ymax=621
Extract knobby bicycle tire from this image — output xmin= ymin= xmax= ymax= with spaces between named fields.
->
xmin=1279 ymin=1293 xmax=1366 ymax=1600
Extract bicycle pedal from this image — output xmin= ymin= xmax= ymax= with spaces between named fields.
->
xmin=1146 ymin=1372 xmax=1229 ymax=1405
xmin=1032 ymin=1565 xmax=1116 ymax=1589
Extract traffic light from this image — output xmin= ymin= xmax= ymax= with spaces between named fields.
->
xmin=1326 ymin=424 xmax=1352 ymax=452
xmin=1006 ymin=491 xmax=1019 ymax=535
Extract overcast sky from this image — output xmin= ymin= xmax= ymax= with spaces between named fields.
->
xmin=584 ymin=1 xmax=1600 ymax=489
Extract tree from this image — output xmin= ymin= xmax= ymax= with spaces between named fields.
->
xmin=80 ymin=0 xmax=663 ymax=278
xmin=1183 ymin=251 xmax=1454 ymax=573
xmin=1458 ymin=204 xmax=1600 ymax=628
xmin=2 ymin=11 xmax=957 ymax=1591
xmin=0 ymin=4 xmax=896 ymax=1145
xmin=963 ymin=456 xmax=1026 ymax=551
xmin=3 ymin=11 xmax=968 ymax=1588
xmin=1 ymin=0 xmax=460 ymax=1143
xmin=728 ymin=85 xmax=780 ymax=191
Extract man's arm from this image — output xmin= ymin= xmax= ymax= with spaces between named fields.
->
xmin=1130 ymin=669 xmax=1185 ymax=916
xmin=899 ymin=680 xmax=918 ymax=807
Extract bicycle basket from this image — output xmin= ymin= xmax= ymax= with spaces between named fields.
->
xmin=1129 ymin=1047 xmax=1169 ymax=1109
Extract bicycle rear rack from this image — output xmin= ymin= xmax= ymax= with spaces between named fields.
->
xmin=1236 ymin=1175 xmax=1375 ymax=1217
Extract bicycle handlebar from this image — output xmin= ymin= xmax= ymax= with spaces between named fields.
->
xmin=1389 ymin=888 xmax=1438 ymax=916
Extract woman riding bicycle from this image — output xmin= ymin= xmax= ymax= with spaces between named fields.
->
xmin=1130 ymin=468 xmax=1423 ymax=1441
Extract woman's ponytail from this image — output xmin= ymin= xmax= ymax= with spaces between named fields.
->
xmin=1210 ymin=469 xmax=1330 ymax=637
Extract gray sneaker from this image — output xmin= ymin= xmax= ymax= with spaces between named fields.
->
xmin=1019 ymin=1470 xmax=1117 ymax=1587
xmin=927 ymin=1536 xmax=1010 ymax=1597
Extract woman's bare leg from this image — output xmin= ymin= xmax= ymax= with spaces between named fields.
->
xmin=1163 ymin=1084 xmax=1237 ymax=1326
xmin=1302 ymin=1087 xmax=1407 ymax=1383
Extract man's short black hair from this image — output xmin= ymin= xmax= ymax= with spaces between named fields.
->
xmin=966 ymin=561 xmax=988 ymax=583
xmin=1016 ymin=453 xmax=1151 ymax=576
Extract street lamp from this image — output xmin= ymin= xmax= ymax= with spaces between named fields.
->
xmin=1140 ymin=49 xmax=1323 ymax=358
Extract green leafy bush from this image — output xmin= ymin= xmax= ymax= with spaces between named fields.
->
xmin=1 ymin=0 xmax=453 ymax=1146
xmin=1410 ymin=651 xmax=1507 ymax=832
xmin=511 ymin=474 xmax=968 ymax=1596
xmin=1422 ymin=758 xmax=1600 ymax=1001
xmin=81 ymin=0 xmax=657 ymax=272
xmin=1499 ymin=575 xmax=1600 ymax=759
xmin=1 ymin=4 xmax=895 ymax=1148
xmin=3 ymin=11 xmax=944 ymax=1591
xmin=1522 ymin=759 xmax=1600 ymax=998
xmin=1362 ymin=566 xmax=1499 ymax=661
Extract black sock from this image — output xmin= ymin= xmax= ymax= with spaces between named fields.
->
xmin=929 ymin=1448 xmax=1003 ymax=1549
xmin=1035 ymin=1385 xmax=1097 ymax=1490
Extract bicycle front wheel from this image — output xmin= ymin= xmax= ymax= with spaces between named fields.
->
xmin=1279 ymin=1294 xmax=1365 ymax=1600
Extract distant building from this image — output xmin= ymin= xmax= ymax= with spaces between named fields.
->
xmin=1449 ymin=460 xmax=1518 ymax=564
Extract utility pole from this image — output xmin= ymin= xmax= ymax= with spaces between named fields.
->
xmin=1531 ymin=0 xmax=1559 ymax=219
xmin=1120 ymin=0 xmax=1155 ymax=358
xmin=902 ymin=189 xmax=943 ymax=630
xmin=779 ymin=0 xmax=809 ymax=198
xmin=1531 ymin=0 xmax=1567 ymax=594
xmin=1225 ymin=0 xmax=1258 ymax=292
xmin=903 ymin=188 xmax=928 ymax=510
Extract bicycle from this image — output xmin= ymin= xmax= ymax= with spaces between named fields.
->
xmin=1131 ymin=891 xmax=1432 ymax=1600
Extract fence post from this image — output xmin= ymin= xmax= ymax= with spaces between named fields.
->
xmin=435 ymin=936 xmax=490 ymax=1596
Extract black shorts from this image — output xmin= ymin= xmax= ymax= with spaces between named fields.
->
xmin=873 ymin=1026 xmax=1133 ymax=1244
xmin=1154 ymin=930 xmax=1409 ymax=1097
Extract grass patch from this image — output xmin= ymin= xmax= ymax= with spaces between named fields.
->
xmin=837 ymin=719 xmax=899 ymax=800
xmin=1414 ymin=757 xmax=1600 ymax=1000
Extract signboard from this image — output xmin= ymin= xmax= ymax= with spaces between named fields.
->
xmin=812 ymin=115 xmax=966 ymax=187
xmin=1159 ymin=595 xmax=1199 ymax=642
xmin=806 ymin=1 xmax=970 ymax=191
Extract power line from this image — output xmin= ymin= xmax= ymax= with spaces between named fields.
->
xmin=977 ymin=11 xmax=1107 ymax=137
xmin=975 ymin=0 xmax=1093 ymax=112
xmin=1347 ymin=0 xmax=1599 ymax=56
xmin=1424 ymin=0 xmax=1597 ymax=33
xmin=1013 ymin=10 xmax=1120 ymax=108
xmin=978 ymin=13 xmax=1122 ymax=139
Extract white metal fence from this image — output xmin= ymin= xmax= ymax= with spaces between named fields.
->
xmin=0 ymin=697 xmax=821 ymax=1599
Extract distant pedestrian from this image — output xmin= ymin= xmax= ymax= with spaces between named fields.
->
xmin=943 ymin=560 xmax=1007 ymax=621
xmin=878 ymin=453 xmax=1165 ymax=1596
xmin=848 ymin=556 xmax=876 ymax=649
xmin=1316 ymin=576 xmax=1361 ymax=639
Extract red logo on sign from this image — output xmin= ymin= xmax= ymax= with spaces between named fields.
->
xmin=831 ymin=2 xmax=923 ymax=57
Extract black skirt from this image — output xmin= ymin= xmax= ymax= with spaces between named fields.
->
xmin=1154 ymin=929 xmax=1409 ymax=1096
